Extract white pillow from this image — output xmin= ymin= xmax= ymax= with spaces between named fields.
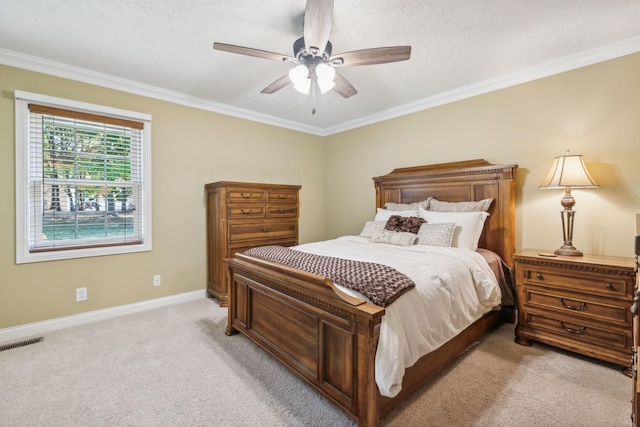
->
xmin=428 ymin=197 xmax=493 ymax=212
xmin=370 ymin=229 xmax=417 ymax=246
xmin=418 ymin=208 xmax=489 ymax=250
xmin=374 ymin=208 xmax=419 ymax=222
xmin=384 ymin=198 xmax=432 ymax=211
xmin=359 ymin=221 xmax=386 ymax=238
xmin=416 ymin=222 xmax=456 ymax=247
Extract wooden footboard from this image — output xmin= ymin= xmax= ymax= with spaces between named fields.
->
xmin=226 ymin=253 xmax=385 ymax=425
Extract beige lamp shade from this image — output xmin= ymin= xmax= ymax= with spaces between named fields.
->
xmin=539 ymin=153 xmax=599 ymax=189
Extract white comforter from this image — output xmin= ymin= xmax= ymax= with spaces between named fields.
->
xmin=294 ymin=235 xmax=501 ymax=398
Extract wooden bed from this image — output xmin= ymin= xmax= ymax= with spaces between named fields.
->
xmin=225 ymin=159 xmax=518 ymax=426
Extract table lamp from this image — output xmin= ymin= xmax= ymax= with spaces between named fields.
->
xmin=539 ymin=151 xmax=599 ymax=256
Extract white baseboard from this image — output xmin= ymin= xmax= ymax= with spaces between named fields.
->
xmin=0 ymin=290 xmax=206 ymax=344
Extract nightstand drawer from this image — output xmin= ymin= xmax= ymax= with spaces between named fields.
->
xmin=521 ymin=266 xmax=631 ymax=299
xmin=523 ymin=287 xmax=631 ymax=327
xmin=525 ymin=311 xmax=631 ymax=354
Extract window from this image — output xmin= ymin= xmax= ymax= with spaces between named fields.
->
xmin=15 ymin=91 xmax=152 ymax=263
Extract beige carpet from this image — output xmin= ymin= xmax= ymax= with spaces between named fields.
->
xmin=0 ymin=297 xmax=630 ymax=426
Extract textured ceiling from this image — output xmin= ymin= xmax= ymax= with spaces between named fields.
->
xmin=1 ymin=0 xmax=640 ymax=135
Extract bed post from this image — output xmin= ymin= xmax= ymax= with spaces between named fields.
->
xmin=356 ymin=306 xmax=384 ymax=427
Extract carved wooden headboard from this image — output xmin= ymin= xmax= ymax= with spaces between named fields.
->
xmin=373 ymin=159 xmax=518 ymax=267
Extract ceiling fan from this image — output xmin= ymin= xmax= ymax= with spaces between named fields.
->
xmin=213 ymin=0 xmax=411 ymax=114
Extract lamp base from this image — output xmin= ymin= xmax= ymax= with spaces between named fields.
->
xmin=554 ymin=245 xmax=583 ymax=257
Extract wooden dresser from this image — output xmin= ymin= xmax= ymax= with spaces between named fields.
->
xmin=205 ymin=181 xmax=301 ymax=306
xmin=514 ymin=249 xmax=635 ymax=370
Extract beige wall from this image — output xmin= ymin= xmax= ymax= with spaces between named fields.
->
xmin=0 ymin=65 xmax=326 ymax=329
xmin=2 ymin=52 xmax=639 ymax=330
xmin=324 ymin=53 xmax=640 ymax=259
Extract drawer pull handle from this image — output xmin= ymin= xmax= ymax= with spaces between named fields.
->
xmin=558 ymin=321 xmax=585 ymax=334
xmin=558 ymin=298 xmax=586 ymax=311
xmin=536 ymin=273 xmax=543 ymax=280
xmin=240 ymin=193 xmax=252 ymax=199
xmin=277 ymin=209 xmax=287 ymax=214
xmin=240 ymin=209 xmax=253 ymax=215
xmin=605 ymin=283 xmax=614 ymax=290
xmin=259 ymin=227 xmax=271 ymax=233
xmin=277 ymin=195 xmax=286 ymax=199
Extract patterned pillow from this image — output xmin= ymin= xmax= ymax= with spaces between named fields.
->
xmin=419 ymin=208 xmax=489 ymax=250
xmin=384 ymin=215 xmax=426 ymax=234
xmin=370 ymin=229 xmax=417 ymax=246
xmin=416 ymin=222 xmax=456 ymax=246
xmin=428 ymin=198 xmax=493 ymax=212
xmin=359 ymin=221 xmax=386 ymax=238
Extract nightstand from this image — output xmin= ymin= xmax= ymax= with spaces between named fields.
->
xmin=514 ymin=249 xmax=636 ymax=370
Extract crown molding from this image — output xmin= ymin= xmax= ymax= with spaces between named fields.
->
xmin=0 ymin=48 xmax=325 ymax=136
xmin=324 ymin=35 xmax=640 ymax=135
xmin=2 ymin=35 xmax=640 ymax=137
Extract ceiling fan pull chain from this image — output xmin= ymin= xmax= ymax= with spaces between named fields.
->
xmin=311 ymin=72 xmax=318 ymax=115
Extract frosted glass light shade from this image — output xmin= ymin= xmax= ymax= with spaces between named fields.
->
xmin=289 ymin=64 xmax=309 ymax=85
xmin=316 ymin=63 xmax=335 ymax=81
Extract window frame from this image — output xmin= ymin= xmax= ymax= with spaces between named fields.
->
xmin=15 ymin=91 xmax=152 ymax=263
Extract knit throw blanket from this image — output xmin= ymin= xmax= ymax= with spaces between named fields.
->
xmin=243 ymin=245 xmax=415 ymax=307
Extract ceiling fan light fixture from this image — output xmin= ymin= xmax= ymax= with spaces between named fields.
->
xmin=317 ymin=77 xmax=335 ymax=94
xmin=289 ymin=64 xmax=309 ymax=85
xmin=316 ymin=63 xmax=335 ymax=81
xmin=293 ymin=80 xmax=311 ymax=94
xmin=315 ymin=63 xmax=336 ymax=93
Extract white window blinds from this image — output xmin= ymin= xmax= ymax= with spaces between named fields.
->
xmin=15 ymin=91 xmax=152 ymax=263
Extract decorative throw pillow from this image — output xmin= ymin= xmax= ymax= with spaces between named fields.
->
xmin=428 ymin=197 xmax=493 ymax=212
xmin=374 ymin=208 xmax=419 ymax=222
xmin=419 ymin=208 xmax=489 ymax=250
xmin=370 ymin=229 xmax=417 ymax=246
xmin=384 ymin=198 xmax=432 ymax=211
xmin=358 ymin=221 xmax=386 ymax=238
xmin=416 ymin=222 xmax=456 ymax=246
xmin=384 ymin=215 xmax=426 ymax=234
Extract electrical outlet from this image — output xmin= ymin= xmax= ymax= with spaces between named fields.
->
xmin=153 ymin=275 xmax=161 ymax=286
xmin=76 ymin=287 xmax=87 ymax=302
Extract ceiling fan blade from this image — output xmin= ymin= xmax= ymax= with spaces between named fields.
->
xmin=260 ymin=75 xmax=292 ymax=94
xmin=304 ymin=0 xmax=334 ymax=57
xmin=213 ymin=42 xmax=295 ymax=62
xmin=333 ymin=73 xmax=357 ymax=98
xmin=330 ymin=46 xmax=411 ymax=67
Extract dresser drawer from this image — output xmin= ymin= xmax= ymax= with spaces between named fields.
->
xmin=228 ymin=221 xmax=297 ymax=242
xmin=524 ymin=311 xmax=631 ymax=355
xmin=267 ymin=191 xmax=298 ymax=204
xmin=267 ymin=205 xmax=298 ymax=218
xmin=228 ymin=206 xmax=266 ymax=219
xmin=523 ymin=287 xmax=631 ymax=327
xmin=227 ymin=239 xmax=298 ymax=258
xmin=227 ymin=188 xmax=266 ymax=203
xmin=520 ymin=265 xmax=632 ymax=299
